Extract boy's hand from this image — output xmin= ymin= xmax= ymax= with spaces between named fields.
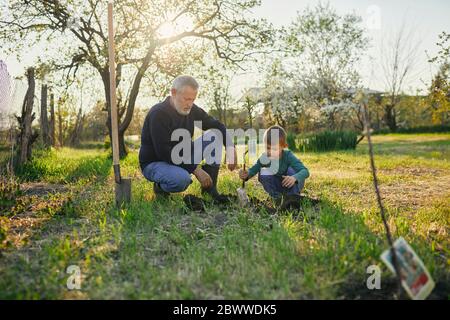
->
xmin=282 ymin=175 xmax=297 ymax=188
xmin=239 ymin=169 xmax=249 ymax=181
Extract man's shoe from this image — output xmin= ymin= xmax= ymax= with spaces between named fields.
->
xmin=204 ymin=188 xmax=232 ymax=204
xmin=153 ymin=182 xmax=169 ymax=198
xmin=277 ymin=194 xmax=303 ymax=211
xmin=200 ymin=164 xmax=231 ymax=204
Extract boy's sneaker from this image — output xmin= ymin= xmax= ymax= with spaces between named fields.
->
xmin=153 ymin=182 xmax=169 ymax=198
xmin=277 ymin=194 xmax=303 ymax=211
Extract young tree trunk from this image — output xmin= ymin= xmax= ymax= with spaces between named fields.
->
xmin=356 ymin=135 xmax=365 ymax=145
xmin=40 ymin=84 xmax=51 ymax=147
xmin=16 ymin=68 xmax=38 ymax=166
xmin=49 ymin=91 xmax=55 ymax=146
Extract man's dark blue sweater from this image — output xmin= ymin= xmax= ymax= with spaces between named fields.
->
xmin=139 ymin=96 xmax=229 ymax=173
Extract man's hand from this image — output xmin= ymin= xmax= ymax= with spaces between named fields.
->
xmin=193 ymin=167 xmax=213 ymax=189
xmin=226 ymin=146 xmax=237 ymax=171
xmin=239 ymin=169 xmax=249 ymax=181
xmin=282 ymin=176 xmax=297 ymax=188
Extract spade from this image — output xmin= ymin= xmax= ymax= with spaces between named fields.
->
xmin=237 ymin=149 xmax=250 ymax=206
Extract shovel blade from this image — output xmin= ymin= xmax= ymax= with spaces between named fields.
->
xmin=237 ymin=187 xmax=250 ymax=206
xmin=115 ymin=178 xmax=132 ymax=207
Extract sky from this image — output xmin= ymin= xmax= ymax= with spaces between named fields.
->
xmin=229 ymin=0 xmax=450 ymax=97
xmin=1 ymin=0 xmax=450 ymax=113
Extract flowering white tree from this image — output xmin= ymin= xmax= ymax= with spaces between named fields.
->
xmin=281 ymin=2 xmax=369 ymax=130
xmin=260 ymin=59 xmax=300 ymax=129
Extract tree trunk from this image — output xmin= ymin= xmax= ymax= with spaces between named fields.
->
xmin=118 ymin=130 xmax=127 ymax=158
xmin=57 ymin=97 xmax=63 ymax=147
xmin=375 ymin=108 xmax=381 ymax=131
xmin=101 ymin=70 xmax=121 ymax=157
xmin=16 ymin=67 xmax=37 ymax=166
xmin=101 ymin=51 xmax=152 ymax=158
xmin=68 ymin=107 xmax=84 ymax=147
xmin=223 ymin=106 xmax=227 ymax=127
xmin=49 ymin=91 xmax=55 ymax=146
xmin=383 ymin=104 xmax=397 ymax=132
xmin=40 ymin=84 xmax=51 ymax=147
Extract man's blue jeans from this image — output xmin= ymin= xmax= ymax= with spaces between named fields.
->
xmin=258 ymin=167 xmax=304 ymax=198
xmin=142 ymin=130 xmax=222 ymax=193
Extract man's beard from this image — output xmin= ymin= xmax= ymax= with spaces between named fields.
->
xmin=173 ymin=101 xmax=191 ymax=116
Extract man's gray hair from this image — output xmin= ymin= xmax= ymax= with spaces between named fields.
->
xmin=172 ymin=75 xmax=199 ymax=92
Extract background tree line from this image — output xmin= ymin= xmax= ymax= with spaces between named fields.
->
xmin=0 ymin=1 xmax=448 ymax=166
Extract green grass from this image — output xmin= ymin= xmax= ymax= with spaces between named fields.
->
xmin=0 ymin=133 xmax=449 ymax=299
xmin=14 ymin=147 xmax=112 ymax=184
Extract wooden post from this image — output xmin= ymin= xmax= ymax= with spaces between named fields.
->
xmin=108 ymin=1 xmax=131 ymax=206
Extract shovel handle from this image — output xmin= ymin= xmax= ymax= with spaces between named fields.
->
xmin=108 ymin=2 xmax=121 ymax=181
xmin=242 ymin=163 xmax=246 ymax=188
xmin=242 ymin=149 xmax=248 ymax=188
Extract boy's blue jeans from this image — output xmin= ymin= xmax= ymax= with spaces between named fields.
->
xmin=258 ymin=167 xmax=305 ymax=198
xmin=142 ymin=130 xmax=221 ymax=193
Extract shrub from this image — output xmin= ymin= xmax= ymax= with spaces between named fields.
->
xmin=286 ymin=132 xmax=298 ymax=151
xmin=104 ymin=136 xmax=111 ymax=150
xmin=297 ymin=130 xmax=358 ymax=152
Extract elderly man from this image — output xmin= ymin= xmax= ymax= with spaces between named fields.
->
xmin=139 ymin=75 xmax=237 ymax=201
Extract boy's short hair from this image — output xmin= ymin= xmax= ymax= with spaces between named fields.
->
xmin=264 ymin=125 xmax=288 ymax=148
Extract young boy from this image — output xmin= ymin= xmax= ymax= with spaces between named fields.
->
xmin=239 ymin=125 xmax=309 ymax=199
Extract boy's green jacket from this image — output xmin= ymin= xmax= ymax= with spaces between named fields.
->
xmin=247 ymin=149 xmax=310 ymax=182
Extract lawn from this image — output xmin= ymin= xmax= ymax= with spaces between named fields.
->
xmin=0 ymin=133 xmax=449 ymax=299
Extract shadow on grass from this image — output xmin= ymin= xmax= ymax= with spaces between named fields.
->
xmin=299 ymin=197 xmax=449 ymax=300
xmin=0 ymin=149 xmax=114 ymax=298
xmin=2 ymin=169 xmax=448 ymax=299
xmin=86 ymin=184 xmax=448 ymax=299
